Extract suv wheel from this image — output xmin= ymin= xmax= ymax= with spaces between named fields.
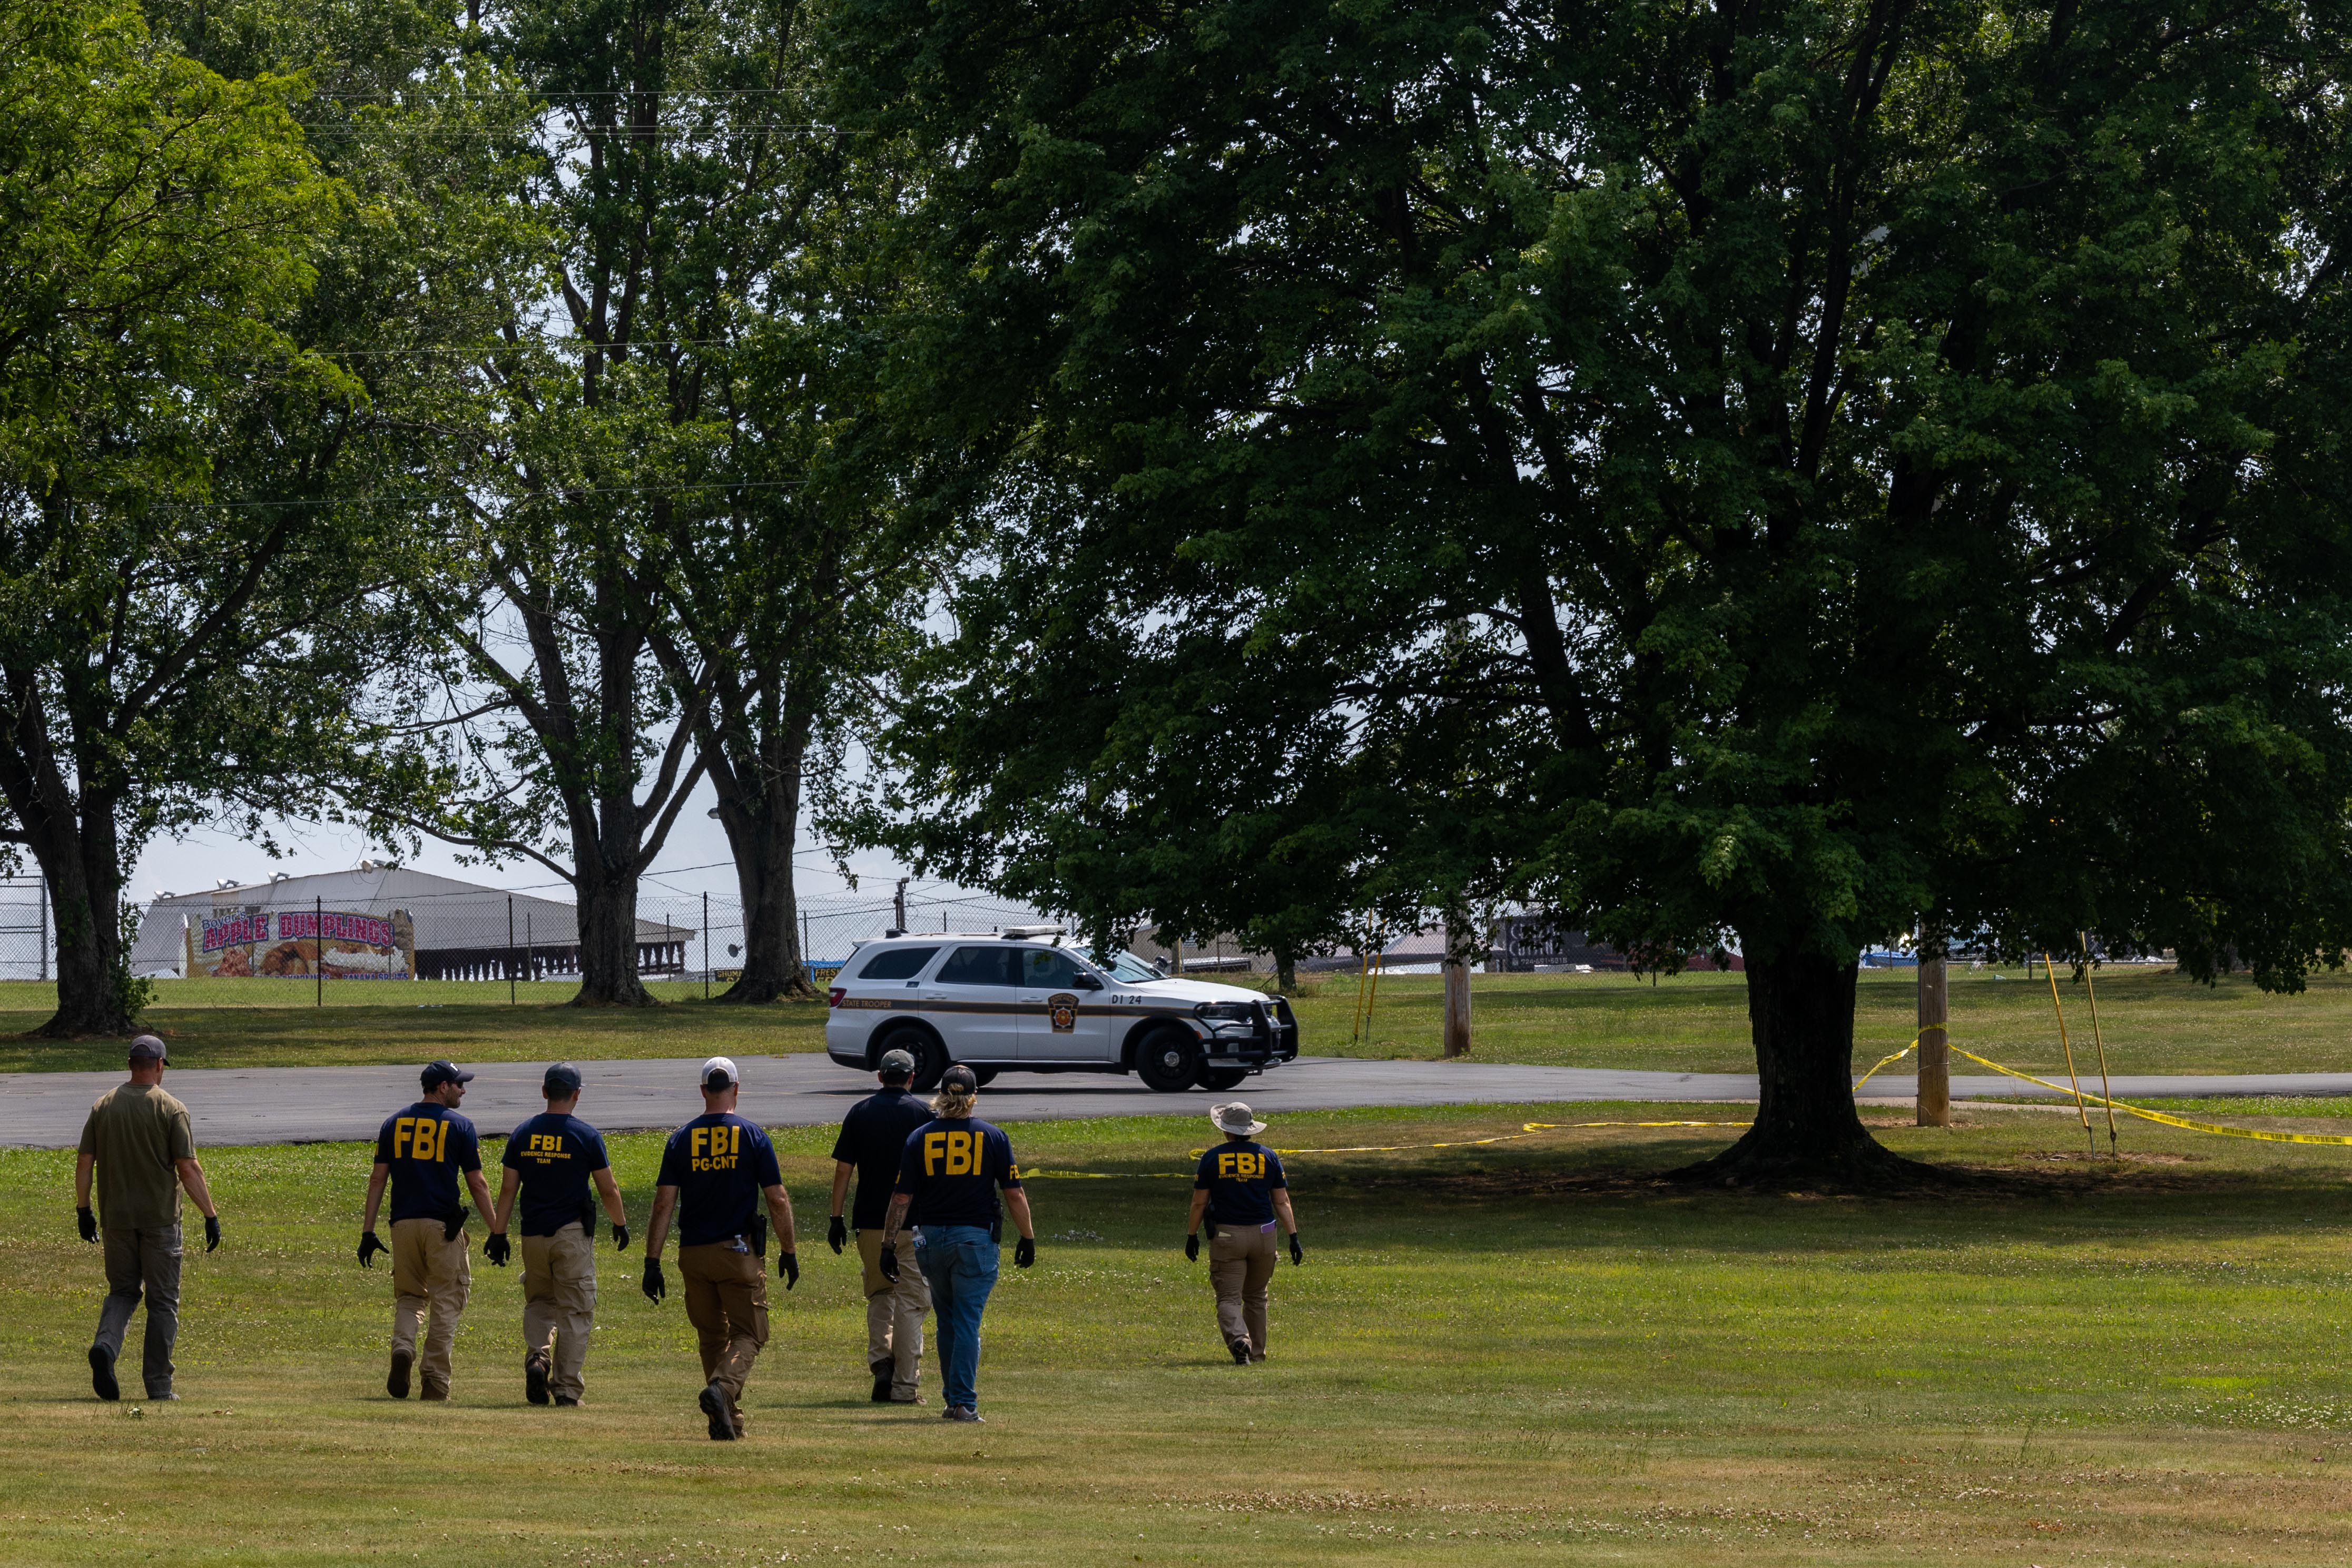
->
xmin=1135 ymin=1030 xmax=1201 ymax=1093
xmin=969 ymin=1066 xmax=1000 ymax=1087
xmin=1195 ymin=1065 xmax=1248 ymax=1091
xmin=881 ymin=1028 xmax=948 ymax=1092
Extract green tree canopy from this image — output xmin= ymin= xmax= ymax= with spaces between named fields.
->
xmin=0 ymin=0 xmax=352 ymax=1034
xmin=835 ymin=0 xmax=2352 ymax=1179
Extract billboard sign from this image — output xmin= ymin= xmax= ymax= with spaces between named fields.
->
xmin=186 ymin=906 xmax=416 ymax=980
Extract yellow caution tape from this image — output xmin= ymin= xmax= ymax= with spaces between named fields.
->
xmin=1249 ymin=1120 xmax=1749 ymax=1157
xmin=1950 ymin=1048 xmax=2352 ymax=1148
xmin=1852 ymin=1030 xmax=1935 ymax=1092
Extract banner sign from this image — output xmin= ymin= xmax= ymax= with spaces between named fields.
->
xmin=186 ymin=907 xmax=416 ymax=980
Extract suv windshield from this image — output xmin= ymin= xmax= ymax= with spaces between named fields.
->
xmin=1098 ymin=950 xmax=1165 ymax=983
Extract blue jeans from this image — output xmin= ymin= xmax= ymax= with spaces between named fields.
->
xmin=916 ymin=1226 xmax=999 ymax=1411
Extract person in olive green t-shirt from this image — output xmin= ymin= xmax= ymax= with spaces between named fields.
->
xmin=75 ymin=1035 xmax=219 ymax=1403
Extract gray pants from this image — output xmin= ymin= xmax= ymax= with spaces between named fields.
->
xmin=95 ymin=1223 xmax=182 ymax=1396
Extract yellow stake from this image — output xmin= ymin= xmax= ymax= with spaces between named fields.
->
xmin=2079 ymin=932 xmax=2119 ymax=1158
xmin=1350 ymin=923 xmax=1386 ymax=1047
xmin=2042 ymin=950 xmax=2095 ymax=1153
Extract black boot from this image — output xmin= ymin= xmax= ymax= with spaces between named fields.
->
xmin=871 ymin=1358 xmax=894 ymax=1403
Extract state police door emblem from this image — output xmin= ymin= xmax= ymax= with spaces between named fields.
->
xmin=1048 ymin=992 xmax=1079 ymax=1033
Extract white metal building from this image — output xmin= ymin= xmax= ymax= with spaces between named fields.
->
xmin=130 ymin=867 xmax=693 ymax=981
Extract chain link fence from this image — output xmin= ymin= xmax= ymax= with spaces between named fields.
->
xmin=0 ymin=879 xmax=51 ymax=981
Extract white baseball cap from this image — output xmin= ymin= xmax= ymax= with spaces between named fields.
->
xmin=701 ymin=1056 xmax=739 ymax=1091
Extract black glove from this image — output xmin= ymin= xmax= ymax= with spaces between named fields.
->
xmin=484 ymin=1232 xmax=512 ymax=1267
xmin=1184 ymin=1232 xmax=1199 ymax=1262
xmin=358 ymin=1229 xmax=387 ymax=1268
xmin=641 ymin=1256 xmax=666 ymax=1304
xmin=1289 ymin=1231 xmax=1304 ymax=1266
xmin=612 ymin=1222 xmax=629 ymax=1251
xmin=877 ymin=1243 xmax=900 ymax=1283
xmin=76 ymin=1206 xmax=97 ymax=1243
xmin=1015 ymin=1235 xmax=1036 ymax=1269
xmin=443 ymin=1206 xmax=468 ymax=1242
xmin=828 ymin=1215 xmax=848 ymax=1254
xmin=204 ymin=1215 xmax=221 ymax=1253
xmin=780 ymin=1250 xmax=800 ymax=1289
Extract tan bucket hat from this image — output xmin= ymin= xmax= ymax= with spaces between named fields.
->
xmin=1210 ymin=1101 xmax=1266 ymax=1137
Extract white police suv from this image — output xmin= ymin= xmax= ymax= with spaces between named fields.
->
xmin=824 ymin=928 xmax=1300 ymax=1092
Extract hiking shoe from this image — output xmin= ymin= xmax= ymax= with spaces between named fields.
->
xmin=145 ymin=1388 xmax=179 ymax=1402
xmin=420 ymin=1373 xmax=449 ymax=1403
xmin=1228 ymin=1337 xmax=1253 ymax=1365
xmin=554 ymin=1395 xmax=581 ymax=1407
xmin=871 ymin=1358 xmax=894 ymax=1404
xmin=88 ymin=1344 xmax=119 ymax=1402
xmin=524 ymin=1349 xmax=551 ymax=1406
xmin=889 ymin=1392 xmax=926 ymax=1405
xmin=387 ymin=1347 xmax=413 ymax=1400
xmin=698 ymin=1380 xmax=738 ymax=1441
xmin=942 ymin=1405 xmax=983 ymax=1423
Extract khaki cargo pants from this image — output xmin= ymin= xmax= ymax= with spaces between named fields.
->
xmin=1208 ymin=1222 xmax=1277 ymax=1359
xmin=678 ymin=1242 xmax=768 ymax=1432
xmin=521 ymin=1222 xmax=597 ymax=1401
xmin=857 ymin=1229 xmax=929 ymax=1398
xmin=391 ymin=1217 xmax=471 ymax=1393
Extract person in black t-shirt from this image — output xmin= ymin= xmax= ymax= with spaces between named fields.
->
xmin=358 ymin=1061 xmax=500 ymax=1401
xmin=642 ymin=1057 xmax=799 ymax=1441
xmin=1185 ymin=1101 xmax=1303 ymax=1364
xmin=878 ymin=1064 xmax=1035 ymax=1423
xmin=485 ymin=1062 xmax=630 ymax=1406
xmin=828 ymin=1047 xmax=934 ymax=1404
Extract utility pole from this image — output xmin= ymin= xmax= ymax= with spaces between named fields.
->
xmin=37 ymin=881 xmax=46 ymax=983
xmin=507 ymin=894 xmax=517 ymax=1004
xmin=702 ymin=891 xmax=710 ymax=1001
xmin=1441 ymin=915 xmax=1473 ymax=1059
xmin=1916 ymin=939 xmax=1948 ymax=1127
xmin=314 ymin=895 xmax=323 ymax=1008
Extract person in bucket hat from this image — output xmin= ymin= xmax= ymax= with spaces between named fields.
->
xmin=1185 ymin=1101 xmax=1303 ymax=1363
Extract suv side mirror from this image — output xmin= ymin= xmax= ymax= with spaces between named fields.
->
xmin=1072 ymin=972 xmax=1104 ymax=991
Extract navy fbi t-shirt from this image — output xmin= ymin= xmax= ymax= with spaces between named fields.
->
xmin=502 ymin=1111 xmax=612 ymax=1237
xmin=656 ymin=1113 xmax=783 ymax=1247
xmin=375 ymin=1102 xmax=484 ymax=1224
xmin=895 ymin=1116 xmax=1022 ymax=1229
xmin=830 ymin=1089 xmax=936 ymax=1229
xmin=1194 ymin=1139 xmax=1287 ymax=1228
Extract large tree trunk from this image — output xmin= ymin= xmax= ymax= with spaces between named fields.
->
xmin=716 ymin=706 xmax=814 ymax=1003
xmin=572 ymin=857 xmax=653 ymax=1007
xmin=1675 ymin=945 xmax=1925 ymax=1188
xmin=38 ymin=849 xmax=132 ymax=1037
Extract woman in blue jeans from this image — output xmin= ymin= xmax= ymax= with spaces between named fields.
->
xmin=876 ymin=1064 xmax=1036 ymax=1422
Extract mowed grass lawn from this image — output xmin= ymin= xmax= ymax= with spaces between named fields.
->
xmin=4 ymin=963 xmax=2352 ymax=1079
xmin=6 ymin=1103 xmax=2352 ymax=1563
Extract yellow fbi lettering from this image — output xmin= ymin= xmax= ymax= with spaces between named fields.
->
xmin=690 ymin=1122 xmax=742 ymax=1172
xmin=923 ymin=1129 xmax=986 ymax=1177
xmin=1216 ymin=1151 xmax=1266 ymax=1181
xmin=523 ymin=1132 xmax=572 ymax=1163
xmin=391 ymin=1117 xmax=452 ymax=1162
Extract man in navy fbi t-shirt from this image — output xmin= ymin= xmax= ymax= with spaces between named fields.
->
xmin=878 ymin=1063 xmax=1036 ymax=1421
xmin=357 ymin=1060 xmax=500 ymax=1401
xmin=485 ymin=1061 xmax=629 ymax=1406
xmin=642 ymin=1056 xmax=799 ymax=1441
xmin=1185 ymin=1101 xmax=1304 ymax=1364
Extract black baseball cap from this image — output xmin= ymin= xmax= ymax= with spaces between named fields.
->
xmin=940 ymin=1063 xmax=979 ymax=1093
xmin=421 ymin=1060 xmax=475 ymax=1090
xmin=543 ymin=1061 xmax=583 ymax=1096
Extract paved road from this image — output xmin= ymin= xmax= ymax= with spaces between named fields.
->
xmin=4 ymin=1056 xmax=2348 ymax=1149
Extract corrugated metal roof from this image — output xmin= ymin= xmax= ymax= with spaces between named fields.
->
xmin=130 ymin=868 xmax=692 ymax=972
